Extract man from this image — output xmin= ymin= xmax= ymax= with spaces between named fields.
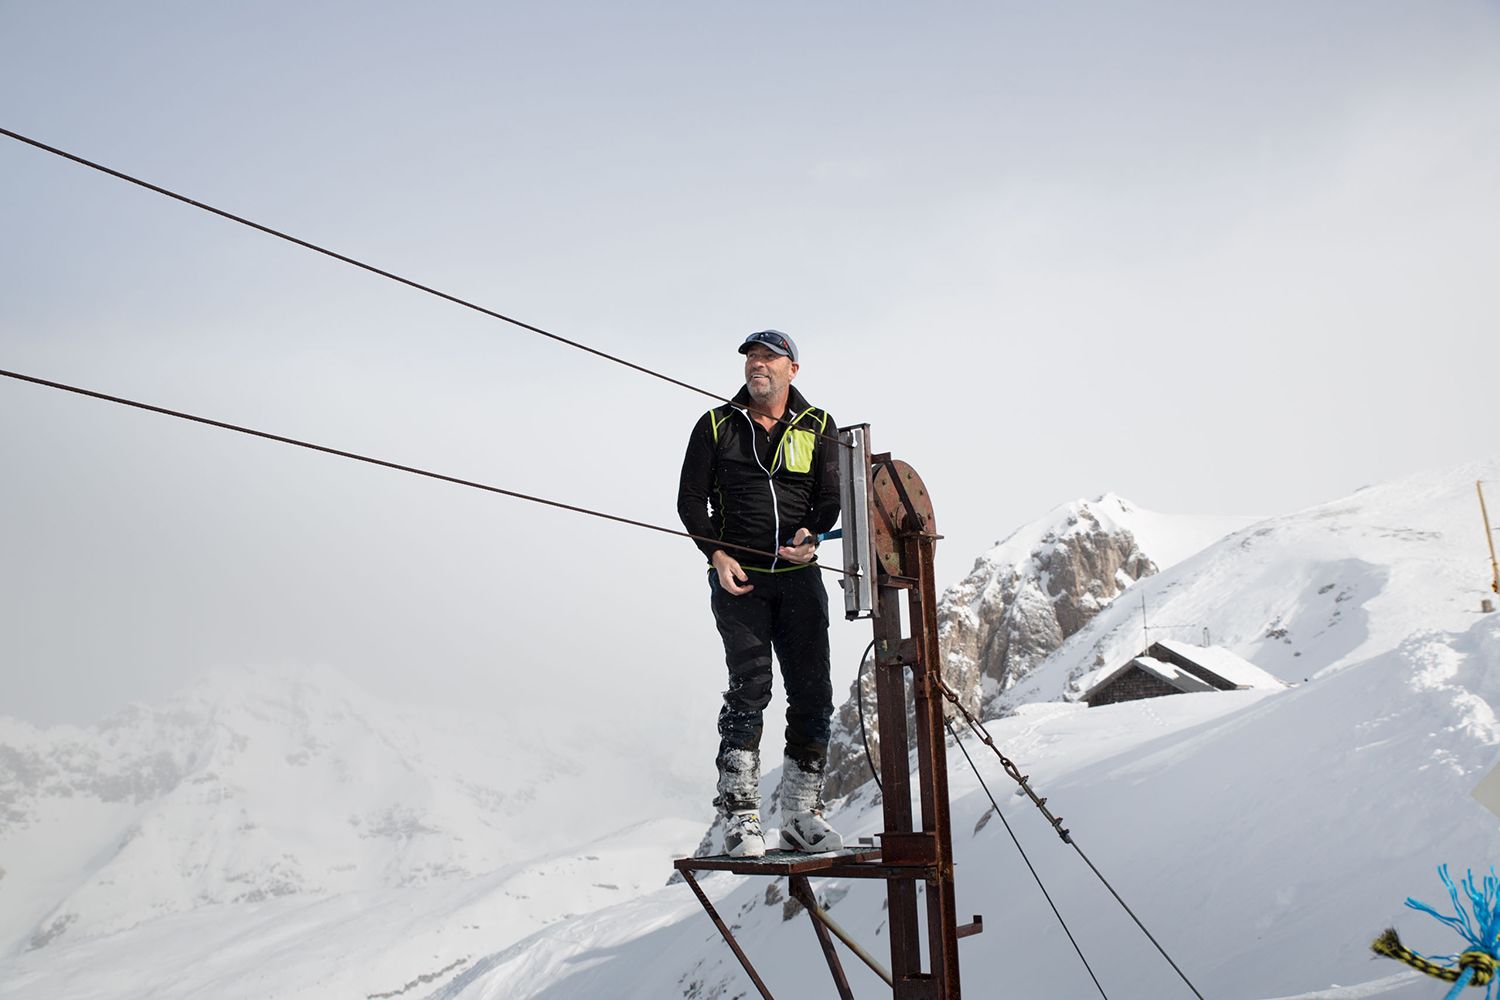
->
xmin=677 ymin=329 xmax=844 ymax=858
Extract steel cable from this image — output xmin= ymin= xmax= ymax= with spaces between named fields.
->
xmin=0 ymin=126 xmax=849 ymax=448
xmin=0 ymin=366 xmax=853 ymax=579
xmin=933 ymin=676 xmax=1209 ymax=1000
xmin=945 ymin=720 xmax=1111 ymax=1000
xmin=4 ymin=124 xmax=1198 ymax=996
xmin=854 ymin=640 xmax=882 ymax=792
xmin=855 ymin=649 xmax=1109 ymax=997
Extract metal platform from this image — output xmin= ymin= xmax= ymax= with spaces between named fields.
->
xmin=674 ymin=846 xmax=883 ymax=877
xmin=674 ymin=846 xmax=892 ymax=1000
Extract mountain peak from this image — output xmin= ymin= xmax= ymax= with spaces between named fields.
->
xmin=823 ymin=495 xmax=1254 ymax=799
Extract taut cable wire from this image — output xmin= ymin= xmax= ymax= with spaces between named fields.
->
xmin=0 ymin=125 xmax=849 ymax=448
xmin=945 ymin=720 xmax=1111 ymax=1000
xmin=933 ymin=676 xmax=1209 ymax=1000
xmin=0 ymin=366 xmax=852 ymax=579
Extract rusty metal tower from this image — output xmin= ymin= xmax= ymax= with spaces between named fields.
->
xmin=674 ymin=426 xmax=979 ymax=999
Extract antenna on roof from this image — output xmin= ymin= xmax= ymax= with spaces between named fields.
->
xmin=1139 ymin=593 xmax=1211 ymax=650
xmin=1141 ymin=592 xmax=1149 ymax=651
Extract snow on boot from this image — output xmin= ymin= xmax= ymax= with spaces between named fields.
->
xmin=714 ymin=747 xmax=761 ymax=814
xmin=777 ymin=754 xmax=844 ymax=853
xmin=724 ymin=810 xmax=766 ymax=858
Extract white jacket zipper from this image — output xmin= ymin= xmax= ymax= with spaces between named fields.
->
xmin=740 ymin=408 xmax=784 ymax=570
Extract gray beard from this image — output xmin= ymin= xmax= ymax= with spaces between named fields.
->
xmin=746 ymin=380 xmax=779 ymax=406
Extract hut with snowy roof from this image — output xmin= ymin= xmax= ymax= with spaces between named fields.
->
xmin=1083 ymin=640 xmax=1285 ymax=707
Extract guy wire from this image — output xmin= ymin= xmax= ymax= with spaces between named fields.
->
xmin=934 ymin=677 xmax=1209 ymax=1000
xmin=946 ymin=720 xmax=1111 ymax=1000
xmin=0 ymin=125 xmax=849 ymax=449
xmin=856 ymin=646 xmax=1109 ymax=997
xmin=0 ymin=366 xmax=853 ymax=579
xmin=855 ymin=639 xmax=881 ymax=792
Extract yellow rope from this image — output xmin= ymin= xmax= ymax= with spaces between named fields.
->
xmin=1372 ymin=928 xmax=1498 ymax=986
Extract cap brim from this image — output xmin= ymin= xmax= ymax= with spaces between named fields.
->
xmin=738 ymin=343 xmax=792 ymax=357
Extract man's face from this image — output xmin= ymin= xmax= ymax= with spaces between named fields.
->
xmin=743 ymin=345 xmax=798 ymax=403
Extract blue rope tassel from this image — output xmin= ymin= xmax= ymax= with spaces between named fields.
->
xmin=1449 ymin=968 xmax=1479 ymax=1000
xmin=1371 ymin=866 xmax=1500 ymax=998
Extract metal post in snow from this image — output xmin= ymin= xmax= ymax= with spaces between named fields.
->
xmin=1478 ymin=481 xmax=1500 ymax=595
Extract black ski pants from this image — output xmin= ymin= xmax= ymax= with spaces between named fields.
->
xmin=710 ymin=565 xmax=833 ymax=770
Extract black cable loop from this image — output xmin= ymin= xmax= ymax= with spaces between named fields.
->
xmin=0 ymin=366 xmax=855 ymax=579
xmin=931 ymin=675 xmax=1209 ymax=1000
xmin=854 ymin=639 xmax=881 ymax=792
xmin=0 ymin=125 xmax=851 ymax=450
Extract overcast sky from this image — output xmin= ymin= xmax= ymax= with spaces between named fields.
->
xmin=3 ymin=0 xmax=1499 ymax=773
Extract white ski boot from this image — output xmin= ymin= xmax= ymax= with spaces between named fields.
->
xmin=779 ymin=810 xmax=843 ymax=853
xmin=777 ymin=754 xmax=844 ymax=853
xmin=723 ymin=810 xmax=767 ymax=858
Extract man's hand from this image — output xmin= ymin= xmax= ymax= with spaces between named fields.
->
xmin=777 ymin=528 xmax=818 ymax=565
xmin=711 ymin=550 xmax=754 ymax=595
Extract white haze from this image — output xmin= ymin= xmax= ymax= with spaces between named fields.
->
xmin=6 ymin=460 xmax=1500 ymax=998
xmin=1 ymin=0 xmax=1498 ymax=835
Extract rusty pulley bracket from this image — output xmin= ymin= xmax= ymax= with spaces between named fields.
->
xmin=871 ymin=458 xmax=938 ymax=577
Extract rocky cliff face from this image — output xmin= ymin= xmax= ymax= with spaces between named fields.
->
xmin=823 ymin=495 xmax=1158 ymax=800
xmin=940 ymin=498 xmax=1158 ymax=717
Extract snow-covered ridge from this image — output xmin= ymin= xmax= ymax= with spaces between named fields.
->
xmin=0 ymin=663 xmax=694 ymax=958
xmin=1007 ymin=460 xmax=1498 ymax=707
xmin=969 ymin=491 xmax=1253 ymax=578
xmin=0 ymin=816 xmax=704 ymax=1000
xmin=428 ymin=458 xmax=1500 ymax=1000
xmin=941 ymin=493 xmax=1258 ymax=709
xmin=8 ymin=459 xmax=1500 ymax=1000
xmin=824 ymin=495 xmax=1256 ymax=800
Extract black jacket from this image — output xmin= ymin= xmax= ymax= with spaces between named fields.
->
xmin=677 ymin=385 xmax=841 ymax=571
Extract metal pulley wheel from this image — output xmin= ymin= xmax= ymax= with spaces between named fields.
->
xmin=871 ymin=460 xmax=937 ymax=577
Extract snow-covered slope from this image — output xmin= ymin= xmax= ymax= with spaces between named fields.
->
xmin=939 ymin=492 xmax=1256 ymax=711
xmin=825 ymin=494 xmax=1254 ymax=798
xmin=0 ymin=665 xmax=701 ymax=959
xmin=8 ymin=460 xmax=1499 ymax=1000
xmin=967 ymin=492 xmax=1254 ymax=581
xmin=1008 ymin=463 xmax=1493 ymax=707
xmin=0 ymin=816 xmax=703 ymax=1000
xmin=434 ymin=459 xmax=1500 ymax=1000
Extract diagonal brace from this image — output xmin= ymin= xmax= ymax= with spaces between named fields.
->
xmin=789 ymin=875 xmax=894 ymax=989
xmin=680 ymin=869 xmax=776 ymax=1000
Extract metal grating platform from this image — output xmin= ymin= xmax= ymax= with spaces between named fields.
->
xmin=674 ymin=847 xmax=883 ymax=877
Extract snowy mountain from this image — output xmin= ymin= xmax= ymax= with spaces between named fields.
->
xmin=944 ymin=495 xmax=1251 ymax=705
xmin=1008 ymin=466 xmax=1491 ymax=705
xmin=0 ymin=665 xmax=701 ymax=965
xmin=6 ymin=459 xmax=1500 ymax=1000
xmin=425 ymin=459 xmax=1500 ymax=1000
xmin=824 ymin=494 xmax=1253 ymax=799
xmin=0 ymin=815 xmax=703 ymax=1000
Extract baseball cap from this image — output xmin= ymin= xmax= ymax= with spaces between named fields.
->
xmin=739 ymin=329 xmax=798 ymax=363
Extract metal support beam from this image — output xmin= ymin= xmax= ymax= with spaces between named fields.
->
xmin=838 ymin=424 xmax=879 ymax=618
xmin=1479 ymin=480 xmax=1500 ymax=594
xmin=868 ymin=457 xmax=966 ymax=999
xmin=680 ymin=868 xmax=776 ymax=1000
xmin=906 ymin=532 xmax=962 ymax=993
xmin=873 ymin=587 xmax=923 ymax=987
xmin=789 ymin=875 xmax=861 ymax=997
